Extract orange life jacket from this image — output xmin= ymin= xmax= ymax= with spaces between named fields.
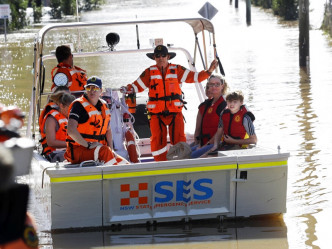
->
xmin=40 ymin=109 xmax=68 ymax=156
xmin=50 ymin=63 xmax=87 ymax=92
xmin=66 ymin=95 xmax=111 ymax=147
xmin=146 ymin=64 xmax=184 ymax=114
xmin=199 ymin=95 xmax=226 ymax=145
xmin=221 ymin=105 xmax=254 ymax=148
xmin=38 ymin=102 xmax=58 ymax=131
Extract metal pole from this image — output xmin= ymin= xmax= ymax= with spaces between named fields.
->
xmin=246 ymin=0 xmax=251 ymax=26
xmin=235 ymin=0 xmax=239 ymax=8
xmin=4 ymin=18 xmax=7 ymax=43
xmin=299 ymin=0 xmax=310 ymax=67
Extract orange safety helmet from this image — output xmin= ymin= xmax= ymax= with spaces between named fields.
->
xmin=0 ymin=106 xmax=25 ymax=128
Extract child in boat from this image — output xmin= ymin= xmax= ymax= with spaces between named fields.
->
xmin=207 ymin=90 xmax=257 ymax=154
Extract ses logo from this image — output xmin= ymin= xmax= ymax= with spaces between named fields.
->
xmin=119 ymin=178 xmax=213 ymax=211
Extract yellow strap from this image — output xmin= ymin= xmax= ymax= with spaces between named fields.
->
xmin=104 ymin=164 xmax=237 ymax=179
xmin=50 ymin=174 xmax=102 ymax=183
xmin=238 ymin=160 xmax=287 ymax=169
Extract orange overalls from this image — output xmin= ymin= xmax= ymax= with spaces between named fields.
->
xmin=127 ymin=64 xmax=210 ymax=161
xmin=64 ymin=96 xmax=124 ymax=165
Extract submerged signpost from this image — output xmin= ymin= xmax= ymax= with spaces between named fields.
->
xmin=0 ymin=4 xmax=10 ymax=43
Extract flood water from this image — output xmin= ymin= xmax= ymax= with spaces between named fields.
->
xmin=1 ymin=0 xmax=332 ymax=248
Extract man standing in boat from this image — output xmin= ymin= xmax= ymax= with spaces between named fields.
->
xmin=51 ymin=45 xmax=87 ymax=94
xmin=121 ymin=45 xmax=218 ymax=161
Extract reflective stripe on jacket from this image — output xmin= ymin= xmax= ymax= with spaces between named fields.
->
xmin=146 ymin=64 xmax=184 ymax=113
xmin=51 ymin=63 xmax=87 ymax=91
xmin=40 ymin=109 xmax=67 ymax=156
xmin=66 ymin=95 xmax=111 ymax=147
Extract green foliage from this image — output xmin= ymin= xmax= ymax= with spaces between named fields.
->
xmin=31 ymin=0 xmax=42 ymax=23
xmin=62 ymin=0 xmax=75 ymax=15
xmin=0 ymin=0 xmax=28 ymax=30
xmin=272 ymin=0 xmax=298 ymax=20
xmin=81 ymin=0 xmax=104 ymax=11
xmin=50 ymin=0 xmax=62 ymax=19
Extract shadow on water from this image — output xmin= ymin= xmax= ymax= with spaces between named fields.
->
xmin=295 ymin=67 xmax=320 ymax=249
xmin=44 ymin=216 xmax=287 ymax=248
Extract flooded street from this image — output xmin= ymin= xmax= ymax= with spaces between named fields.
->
xmin=1 ymin=0 xmax=332 ymax=248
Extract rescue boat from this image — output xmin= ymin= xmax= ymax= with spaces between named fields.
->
xmin=27 ymin=18 xmax=290 ymax=231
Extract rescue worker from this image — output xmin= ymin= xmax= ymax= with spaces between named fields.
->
xmin=0 ymin=105 xmax=25 ymax=142
xmin=0 ymin=145 xmax=39 ymax=249
xmin=64 ymin=76 xmax=128 ymax=165
xmin=191 ymin=74 xmax=228 ymax=158
xmin=40 ymin=91 xmax=75 ymax=162
xmin=121 ymin=45 xmax=218 ymax=161
xmin=51 ymin=45 xmax=87 ymax=94
xmin=209 ymin=91 xmax=257 ymax=153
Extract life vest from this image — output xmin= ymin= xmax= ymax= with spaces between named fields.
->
xmin=38 ymin=102 xmax=58 ymax=131
xmin=66 ymin=95 xmax=111 ymax=147
xmin=199 ymin=95 xmax=226 ymax=145
xmin=146 ymin=64 xmax=184 ymax=114
xmin=50 ymin=63 xmax=87 ymax=92
xmin=125 ymin=93 xmax=136 ymax=114
xmin=221 ymin=105 xmax=255 ymax=148
xmin=40 ymin=109 xmax=68 ymax=156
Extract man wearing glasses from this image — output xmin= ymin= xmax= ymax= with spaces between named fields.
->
xmin=51 ymin=45 xmax=87 ymax=94
xmin=64 ymin=76 xmax=127 ymax=165
xmin=121 ymin=45 xmax=218 ymax=161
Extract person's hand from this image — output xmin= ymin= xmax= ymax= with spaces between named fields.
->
xmin=120 ymin=86 xmax=128 ymax=94
xmin=223 ymin=135 xmax=235 ymax=144
xmin=208 ymin=59 xmax=218 ymax=74
xmin=120 ymin=86 xmax=134 ymax=94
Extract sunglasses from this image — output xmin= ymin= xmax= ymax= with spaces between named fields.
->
xmin=85 ymin=86 xmax=100 ymax=92
xmin=207 ymin=83 xmax=222 ymax=87
xmin=155 ymin=54 xmax=167 ymax=58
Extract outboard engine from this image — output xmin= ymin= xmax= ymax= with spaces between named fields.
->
xmin=106 ymin=32 xmax=120 ymax=51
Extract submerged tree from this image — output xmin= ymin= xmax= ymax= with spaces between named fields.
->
xmin=272 ymin=0 xmax=298 ymax=20
xmin=50 ymin=0 xmax=62 ymax=19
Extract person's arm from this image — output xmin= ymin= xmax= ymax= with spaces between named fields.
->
xmin=105 ymin=126 xmax=113 ymax=150
xmin=177 ymin=59 xmax=218 ymax=83
xmin=125 ymin=68 xmax=151 ymax=93
xmin=44 ymin=116 xmax=66 ymax=148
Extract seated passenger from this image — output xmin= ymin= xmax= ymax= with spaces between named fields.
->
xmin=191 ymin=74 xmax=228 ymax=158
xmin=64 ymin=76 xmax=128 ymax=165
xmin=40 ymin=91 xmax=75 ymax=162
xmin=208 ymin=91 xmax=257 ymax=154
xmin=51 ymin=45 xmax=87 ymax=95
xmin=38 ymin=86 xmax=70 ymax=132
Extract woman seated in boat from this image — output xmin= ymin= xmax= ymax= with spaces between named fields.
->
xmin=64 ymin=76 xmax=128 ymax=165
xmin=207 ymin=90 xmax=257 ymax=154
xmin=40 ymin=91 xmax=75 ymax=162
xmin=191 ymin=74 xmax=228 ymax=158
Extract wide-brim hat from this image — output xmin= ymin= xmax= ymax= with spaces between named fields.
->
xmin=146 ymin=45 xmax=176 ymax=60
xmin=86 ymin=76 xmax=102 ymax=89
